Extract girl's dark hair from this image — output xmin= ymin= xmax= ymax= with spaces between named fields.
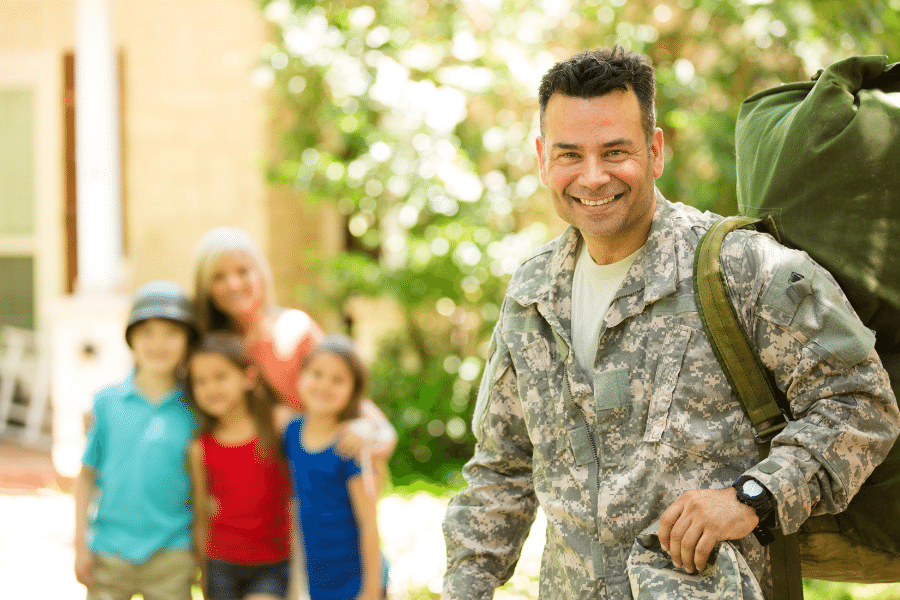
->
xmin=302 ymin=334 xmax=368 ymax=423
xmin=186 ymin=332 xmax=280 ymax=456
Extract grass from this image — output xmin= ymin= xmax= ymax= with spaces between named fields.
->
xmin=803 ymin=580 xmax=900 ymax=600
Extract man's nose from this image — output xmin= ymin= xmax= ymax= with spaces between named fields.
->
xmin=578 ymin=155 xmax=612 ymax=189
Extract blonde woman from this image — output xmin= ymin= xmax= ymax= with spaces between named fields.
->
xmin=192 ymin=226 xmax=395 ymax=455
xmin=191 ymin=227 xmax=396 ymax=599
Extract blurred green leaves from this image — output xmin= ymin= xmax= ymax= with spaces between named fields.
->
xmin=260 ymin=0 xmax=899 ymax=485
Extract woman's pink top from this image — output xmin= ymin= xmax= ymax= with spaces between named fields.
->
xmin=201 ymin=433 xmax=292 ymax=564
xmin=249 ymin=308 xmax=324 ymax=410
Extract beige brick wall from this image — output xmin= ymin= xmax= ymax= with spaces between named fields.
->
xmin=0 ymin=0 xmax=339 ymax=314
xmin=115 ymin=0 xmax=270 ymax=291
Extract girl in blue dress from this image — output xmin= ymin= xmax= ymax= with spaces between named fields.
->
xmin=281 ymin=335 xmax=387 ymax=600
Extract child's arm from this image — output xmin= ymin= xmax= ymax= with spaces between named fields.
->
xmin=272 ymin=402 xmax=297 ymax=436
xmin=187 ymin=439 xmax=209 ymax=598
xmin=336 ymin=399 xmax=397 ymax=460
xmin=73 ymin=465 xmax=96 ymax=589
xmin=359 ymin=398 xmax=397 ymax=461
xmin=336 ymin=400 xmax=396 ymax=496
xmin=347 ymin=474 xmax=382 ymax=600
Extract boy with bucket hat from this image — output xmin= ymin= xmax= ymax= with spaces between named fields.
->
xmin=73 ymin=281 xmax=200 ymax=600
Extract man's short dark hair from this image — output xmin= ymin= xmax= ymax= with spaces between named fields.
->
xmin=538 ymin=45 xmax=657 ymax=139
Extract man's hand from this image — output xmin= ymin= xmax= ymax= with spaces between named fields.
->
xmin=657 ymin=487 xmax=759 ymax=573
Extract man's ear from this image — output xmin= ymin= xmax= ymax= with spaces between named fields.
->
xmin=651 ymin=127 xmax=665 ymax=178
xmin=536 ymin=136 xmax=548 ymax=185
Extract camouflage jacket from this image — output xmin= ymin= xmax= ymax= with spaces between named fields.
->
xmin=442 ymin=194 xmax=899 ymax=600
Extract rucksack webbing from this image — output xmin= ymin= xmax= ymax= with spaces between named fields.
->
xmin=693 ymin=215 xmax=804 ymax=600
xmin=693 ymin=215 xmax=794 ymax=449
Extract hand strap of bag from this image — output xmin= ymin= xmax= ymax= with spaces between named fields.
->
xmin=693 ymin=215 xmax=804 ymax=600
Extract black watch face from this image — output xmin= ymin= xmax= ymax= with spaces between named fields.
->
xmin=741 ymin=479 xmax=765 ymax=499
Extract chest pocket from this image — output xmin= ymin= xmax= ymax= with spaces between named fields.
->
xmin=503 ymin=311 xmax=558 ymax=418
xmin=643 ymin=324 xmax=756 ymax=466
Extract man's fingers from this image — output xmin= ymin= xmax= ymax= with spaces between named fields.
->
xmin=677 ymin=522 xmax=703 ymax=573
xmin=693 ymin=531 xmax=718 ymax=572
xmin=665 ymin=513 xmax=690 ymax=569
xmin=657 ymin=499 xmax=683 ymax=551
xmin=660 ymin=487 xmax=759 ymax=574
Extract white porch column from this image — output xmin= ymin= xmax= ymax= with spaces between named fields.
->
xmin=49 ymin=0 xmax=131 ymax=479
xmin=75 ymin=0 xmax=124 ymax=291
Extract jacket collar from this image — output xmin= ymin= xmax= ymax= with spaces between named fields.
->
xmin=509 ymin=189 xmax=680 ymax=328
xmin=605 ymin=191 xmax=680 ymax=327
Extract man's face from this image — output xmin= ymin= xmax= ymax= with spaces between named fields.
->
xmin=536 ymin=88 xmax=664 ymax=264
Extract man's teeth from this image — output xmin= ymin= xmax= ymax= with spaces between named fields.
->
xmin=579 ymin=195 xmax=616 ymax=206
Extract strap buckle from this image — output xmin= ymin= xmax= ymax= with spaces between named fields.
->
xmin=753 ymin=419 xmax=787 ymax=445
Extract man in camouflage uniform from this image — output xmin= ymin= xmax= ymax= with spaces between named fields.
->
xmin=441 ymin=46 xmax=900 ymax=600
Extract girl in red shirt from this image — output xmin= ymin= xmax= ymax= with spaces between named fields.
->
xmin=187 ymin=332 xmax=293 ymax=600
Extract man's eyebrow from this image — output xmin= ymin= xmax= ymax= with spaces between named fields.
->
xmin=551 ymin=138 xmax=637 ymax=151
xmin=602 ymin=138 xmax=637 ymax=148
xmin=551 ymin=142 xmax=580 ymax=151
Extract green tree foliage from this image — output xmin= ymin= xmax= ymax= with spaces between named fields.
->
xmin=259 ymin=0 xmax=900 ymax=485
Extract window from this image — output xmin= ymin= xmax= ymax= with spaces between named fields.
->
xmin=0 ymin=53 xmax=64 ymax=333
xmin=0 ymin=89 xmax=36 ymax=328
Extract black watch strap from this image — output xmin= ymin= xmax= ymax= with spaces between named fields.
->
xmin=733 ymin=476 xmax=776 ymax=547
xmin=751 ymin=517 xmax=776 ymax=546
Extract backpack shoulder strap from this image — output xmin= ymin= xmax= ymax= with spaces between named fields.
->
xmin=693 ymin=215 xmax=803 ymax=600
xmin=693 ymin=215 xmax=788 ymax=451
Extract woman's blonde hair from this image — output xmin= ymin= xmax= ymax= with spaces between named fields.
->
xmin=186 ymin=332 xmax=281 ymax=456
xmin=191 ymin=226 xmax=276 ymax=334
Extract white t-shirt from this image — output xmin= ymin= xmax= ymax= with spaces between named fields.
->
xmin=571 ymin=242 xmax=643 ymax=376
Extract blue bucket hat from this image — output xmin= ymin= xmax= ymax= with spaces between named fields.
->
xmin=125 ymin=280 xmax=198 ymax=347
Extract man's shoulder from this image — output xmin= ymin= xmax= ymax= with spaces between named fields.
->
xmin=716 ymin=222 xmax=789 ymax=284
xmin=660 ymin=197 xmax=724 ymax=237
xmin=284 ymin=414 xmax=303 ymax=440
xmin=507 ymin=230 xmax=571 ymax=292
xmin=660 ymin=198 xmax=785 ymax=270
xmin=519 ymin=233 xmax=565 ymax=267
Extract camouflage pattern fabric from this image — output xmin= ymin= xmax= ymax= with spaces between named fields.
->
xmin=441 ymin=193 xmax=900 ymax=600
xmin=627 ymin=521 xmax=764 ymax=600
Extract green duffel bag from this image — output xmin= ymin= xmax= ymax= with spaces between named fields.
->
xmin=731 ymin=54 xmax=900 ymax=583
xmin=736 ymin=54 xmax=900 ymax=348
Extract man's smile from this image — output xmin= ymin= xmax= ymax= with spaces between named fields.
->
xmin=570 ymin=191 xmax=624 ymax=207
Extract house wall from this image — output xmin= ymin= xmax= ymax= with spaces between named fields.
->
xmin=0 ymin=0 xmax=337 ymax=318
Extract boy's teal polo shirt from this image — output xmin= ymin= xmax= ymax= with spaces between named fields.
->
xmin=82 ymin=373 xmax=197 ymax=563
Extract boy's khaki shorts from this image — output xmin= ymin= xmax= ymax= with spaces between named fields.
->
xmin=87 ymin=548 xmax=195 ymax=600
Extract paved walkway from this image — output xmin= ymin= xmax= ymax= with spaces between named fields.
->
xmin=0 ymin=490 xmax=83 ymax=599
xmin=0 ymin=440 xmax=62 ymax=492
xmin=0 ymin=441 xmax=544 ymax=599
xmin=0 ymin=441 xmax=84 ymax=599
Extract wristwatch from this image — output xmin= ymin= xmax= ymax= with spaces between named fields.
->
xmin=733 ymin=475 xmax=776 ymax=546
